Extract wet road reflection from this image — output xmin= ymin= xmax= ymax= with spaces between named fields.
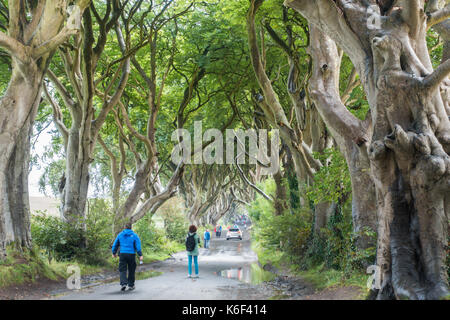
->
xmin=217 ymin=266 xmax=251 ymax=283
xmin=215 ymin=264 xmax=276 ymax=284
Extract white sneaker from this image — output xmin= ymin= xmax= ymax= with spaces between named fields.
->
xmin=193 ymin=274 xmax=199 ymax=278
xmin=187 ymin=274 xmax=192 ymax=278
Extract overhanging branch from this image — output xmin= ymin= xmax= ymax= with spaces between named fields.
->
xmin=0 ymin=31 xmax=29 ymax=62
xmin=422 ymin=59 xmax=450 ymax=90
xmin=427 ymin=4 xmax=450 ymax=28
xmin=235 ymin=154 xmax=273 ymax=202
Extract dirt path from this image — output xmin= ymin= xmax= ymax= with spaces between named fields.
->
xmin=55 ymin=232 xmax=276 ymax=300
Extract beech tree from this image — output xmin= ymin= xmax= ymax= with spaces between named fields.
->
xmin=45 ymin=0 xmax=133 ymax=224
xmin=307 ymin=27 xmax=377 ymax=249
xmin=0 ymin=0 xmax=91 ymax=257
xmin=247 ymin=0 xmax=331 ymax=231
xmin=286 ymin=0 xmax=450 ymax=299
xmin=102 ymin=1 xmax=192 ymax=232
xmin=247 ymin=0 xmax=372 ymax=237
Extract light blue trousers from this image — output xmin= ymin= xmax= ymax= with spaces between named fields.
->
xmin=188 ymin=255 xmax=199 ymax=275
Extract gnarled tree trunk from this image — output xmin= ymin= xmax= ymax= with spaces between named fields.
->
xmin=0 ymin=0 xmax=90 ymax=257
xmin=248 ymin=1 xmax=338 ymax=234
xmin=59 ymin=115 xmax=92 ymax=223
xmin=0 ymin=71 xmax=41 ymax=257
xmin=286 ymin=0 xmax=449 ymax=299
xmin=50 ymin=7 xmax=130 ymax=223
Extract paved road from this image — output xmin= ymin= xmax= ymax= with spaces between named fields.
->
xmin=57 ymin=228 xmax=274 ymax=300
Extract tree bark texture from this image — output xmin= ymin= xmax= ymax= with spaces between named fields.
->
xmin=286 ymin=0 xmax=450 ymax=299
xmin=0 ymin=0 xmax=91 ymax=257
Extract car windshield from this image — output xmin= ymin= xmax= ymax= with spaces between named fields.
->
xmin=229 ymin=229 xmax=239 ymax=232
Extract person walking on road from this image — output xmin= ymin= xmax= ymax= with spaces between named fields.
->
xmin=218 ymin=225 xmax=222 ymax=238
xmin=112 ymin=223 xmax=143 ymax=291
xmin=203 ymin=229 xmax=211 ymax=249
xmin=186 ymin=225 xmax=201 ymax=278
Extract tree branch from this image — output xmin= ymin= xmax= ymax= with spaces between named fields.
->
xmin=47 ymin=69 xmax=76 ymax=109
xmin=98 ymin=134 xmax=118 ymax=179
xmin=32 ymin=1 xmax=87 ymax=58
xmin=341 ymin=66 xmax=360 ymax=104
xmin=8 ymin=0 xmax=20 ymax=39
xmin=112 ymin=106 xmax=142 ymax=165
xmin=92 ymin=23 xmax=131 ymax=136
xmin=24 ymin=0 xmax=46 ymax=43
xmin=0 ymin=30 xmax=29 ymax=62
xmin=130 ymin=161 xmax=184 ymax=223
xmin=308 ymin=25 xmax=368 ymax=146
xmin=118 ymin=101 xmax=153 ymax=154
xmin=43 ymin=82 xmax=69 ymax=148
xmin=284 ymin=0 xmax=367 ymax=75
xmin=235 ymin=154 xmax=273 ymax=202
xmin=427 ymin=4 xmax=450 ymax=28
xmin=397 ymin=0 xmax=424 ymax=37
xmin=264 ymin=21 xmax=292 ymax=57
xmin=422 ymin=58 xmax=450 ymax=90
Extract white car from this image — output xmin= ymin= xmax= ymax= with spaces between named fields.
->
xmin=226 ymin=228 xmax=242 ymax=240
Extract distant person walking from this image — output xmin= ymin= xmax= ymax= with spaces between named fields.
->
xmin=215 ymin=225 xmax=220 ymax=237
xmin=112 ymin=223 xmax=143 ymax=291
xmin=203 ymin=229 xmax=211 ymax=249
xmin=218 ymin=225 xmax=222 ymax=237
xmin=186 ymin=225 xmax=201 ymax=278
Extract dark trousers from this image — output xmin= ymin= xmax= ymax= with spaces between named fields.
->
xmin=119 ymin=253 xmax=136 ymax=286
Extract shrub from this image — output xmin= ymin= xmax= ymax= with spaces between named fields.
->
xmin=133 ymin=214 xmax=166 ymax=251
xmin=164 ymin=213 xmax=188 ymax=243
xmin=157 ymin=197 xmax=188 ymax=243
xmin=31 ymin=212 xmax=84 ymax=262
xmin=300 ymin=204 xmax=376 ymax=274
xmin=248 ymin=175 xmax=376 ymax=277
xmin=80 ymin=199 xmax=114 ymax=264
xmin=248 ymin=180 xmax=312 ymax=261
xmin=31 ymin=199 xmax=114 ymax=265
xmin=256 ymin=209 xmax=312 ymax=258
xmin=306 ymin=148 xmax=352 ymax=206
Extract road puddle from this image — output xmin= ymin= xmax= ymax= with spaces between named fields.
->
xmin=216 ymin=263 xmax=275 ymax=285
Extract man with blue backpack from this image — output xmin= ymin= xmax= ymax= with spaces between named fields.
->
xmin=112 ymin=223 xmax=143 ymax=291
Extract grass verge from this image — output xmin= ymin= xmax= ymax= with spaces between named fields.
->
xmin=251 ymin=241 xmax=284 ymax=269
xmin=0 ymin=246 xmax=61 ymax=288
xmin=251 ymin=239 xmax=369 ymax=299
xmin=293 ymin=263 xmax=369 ymax=297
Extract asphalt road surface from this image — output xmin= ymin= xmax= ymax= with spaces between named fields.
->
xmin=57 ymin=227 xmax=274 ymax=300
